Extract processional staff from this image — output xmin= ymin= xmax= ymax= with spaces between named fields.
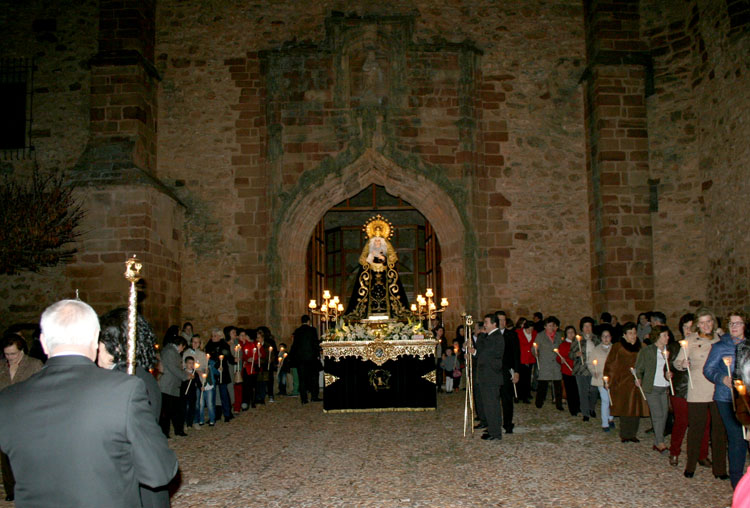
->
xmin=463 ymin=314 xmax=475 ymax=438
xmin=124 ymin=255 xmax=143 ymax=376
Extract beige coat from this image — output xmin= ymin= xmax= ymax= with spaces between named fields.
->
xmin=587 ymin=342 xmax=612 ymax=387
xmin=674 ymin=332 xmax=720 ymax=403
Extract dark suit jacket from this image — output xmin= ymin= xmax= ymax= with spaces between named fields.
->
xmin=0 ymin=355 xmax=178 ymax=508
xmin=476 ymin=328 xmax=505 ymax=384
xmin=499 ymin=328 xmax=521 ymax=381
xmin=290 ymin=324 xmax=320 ymax=365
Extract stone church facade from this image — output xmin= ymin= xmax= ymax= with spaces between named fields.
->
xmin=1 ymin=0 xmax=748 ymax=337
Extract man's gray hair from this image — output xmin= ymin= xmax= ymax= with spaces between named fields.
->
xmin=40 ymin=299 xmax=100 ymax=351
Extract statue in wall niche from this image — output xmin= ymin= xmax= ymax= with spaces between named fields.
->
xmin=344 ymin=215 xmax=410 ymax=320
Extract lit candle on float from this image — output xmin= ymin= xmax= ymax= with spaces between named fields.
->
xmin=425 ymin=288 xmax=434 ymax=298
xmin=440 ymin=298 xmax=449 ymax=308
xmin=322 ymin=290 xmax=331 ymax=300
xmin=411 ymin=304 xmax=417 ymax=312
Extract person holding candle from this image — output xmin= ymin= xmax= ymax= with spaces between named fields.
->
xmin=634 ymin=326 xmax=674 ymax=454
xmin=603 ymin=322 xmax=650 ymax=443
xmin=673 ymin=308 xmax=727 ymax=478
xmin=205 ymin=328 xmax=235 ymax=423
xmin=496 ymin=311 xmax=520 ymax=433
xmin=516 ymin=319 xmax=537 ymax=404
xmin=158 ymin=334 xmax=189 ymax=438
xmin=258 ymin=327 xmax=278 ymax=402
xmin=535 ymin=316 xmax=563 ymax=411
xmin=587 ymin=326 xmax=613 ymax=431
xmin=238 ymin=329 xmax=258 ymax=409
xmin=570 ymin=316 xmax=600 ymax=421
xmin=253 ymin=329 xmax=270 ymax=404
xmin=663 ymin=313 xmax=694 ymax=467
xmin=557 ymin=326 xmax=580 ymax=417
xmin=703 ymin=310 xmax=748 ymax=488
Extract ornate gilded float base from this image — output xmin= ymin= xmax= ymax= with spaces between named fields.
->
xmin=421 ymin=370 xmax=436 ymax=384
xmin=324 ymin=373 xmax=340 ymax=387
xmin=321 ymin=339 xmax=436 ymax=366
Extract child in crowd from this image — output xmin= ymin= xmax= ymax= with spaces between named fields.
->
xmin=440 ymin=346 xmax=459 ymax=393
xmin=181 ymin=357 xmax=202 ymax=429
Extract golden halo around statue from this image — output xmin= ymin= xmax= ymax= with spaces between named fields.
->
xmin=363 ymin=214 xmax=393 ymax=240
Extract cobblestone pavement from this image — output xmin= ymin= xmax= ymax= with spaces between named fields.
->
xmin=0 ymin=392 xmax=737 ymax=507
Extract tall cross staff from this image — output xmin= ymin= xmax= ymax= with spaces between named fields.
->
xmin=124 ymin=255 xmax=143 ymax=376
xmin=463 ymin=314 xmax=475 ymax=438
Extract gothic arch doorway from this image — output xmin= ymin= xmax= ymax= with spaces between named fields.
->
xmin=270 ymin=149 xmax=473 ymax=336
xmin=306 ymin=184 xmax=442 ymax=314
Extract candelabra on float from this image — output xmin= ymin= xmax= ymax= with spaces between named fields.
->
xmin=308 ymin=289 xmax=344 ymax=334
xmin=409 ymin=288 xmax=448 ymax=331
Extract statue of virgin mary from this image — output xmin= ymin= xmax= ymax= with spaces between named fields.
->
xmin=344 ymin=215 xmax=410 ymax=320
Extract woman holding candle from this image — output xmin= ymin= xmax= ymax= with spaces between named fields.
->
xmin=704 ymin=310 xmax=748 ymax=488
xmin=664 ymin=313 xmax=694 ymax=467
xmin=253 ymin=329 xmax=270 ymax=405
xmin=673 ymin=308 xmax=727 ymax=478
xmin=535 ymin=316 xmax=563 ymax=411
xmin=206 ymin=328 xmax=236 ymax=423
xmin=603 ymin=322 xmax=650 ymax=443
xmin=570 ymin=316 xmax=600 ymax=421
xmin=516 ymin=319 xmax=537 ymax=404
xmin=587 ymin=327 xmax=614 ymax=431
xmin=634 ymin=326 xmax=674 ymax=454
xmin=557 ymin=326 xmax=580 ymax=417
xmin=237 ymin=329 xmax=258 ymax=409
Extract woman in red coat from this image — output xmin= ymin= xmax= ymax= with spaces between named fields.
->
xmin=516 ymin=319 xmax=537 ymax=404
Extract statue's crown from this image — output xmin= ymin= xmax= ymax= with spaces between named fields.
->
xmin=363 ymin=214 xmax=393 ymax=240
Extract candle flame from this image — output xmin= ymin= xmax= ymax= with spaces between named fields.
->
xmin=723 ymin=356 xmax=733 ymax=367
xmin=593 ymin=359 xmax=598 ymax=366
xmin=679 ymin=340 xmax=688 ymax=348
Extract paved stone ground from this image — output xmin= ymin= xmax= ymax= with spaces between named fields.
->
xmin=0 ymin=392 xmax=737 ymax=507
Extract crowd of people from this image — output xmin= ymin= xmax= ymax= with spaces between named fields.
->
xmin=438 ymin=308 xmax=750 ymax=495
xmin=0 ymin=307 xmax=322 ymax=506
xmin=154 ymin=315 xmax=323 ymax=439
xmin=2 ymin=301 xmax=750 ymax=505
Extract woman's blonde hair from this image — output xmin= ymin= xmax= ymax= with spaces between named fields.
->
xmin=693 ymin=307 xmax=717 ymax=333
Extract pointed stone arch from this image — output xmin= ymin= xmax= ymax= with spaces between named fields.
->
xmin=268 ymin=149 xmax=477 ymax=336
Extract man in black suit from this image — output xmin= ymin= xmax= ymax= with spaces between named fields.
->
xmin=0 ymin=299 xmax=178 ymax=507
xmin=472 ymin=313 xmax=506 ymax=441
xmin=290 ymin=315 xmax=321 ymax=404
xmin=496 ymin=311 xmax=521 ymax=434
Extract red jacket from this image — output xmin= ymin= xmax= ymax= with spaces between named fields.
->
xmin=241 ymin=341 xmax=268 ymax=375
xmin=556 ymin=340 xmax=574 ymax=376
xmin=517 ymin=329 xmax=537 ymax=365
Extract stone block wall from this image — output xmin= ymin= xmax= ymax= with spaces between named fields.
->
xmin=643 ymin=0 xmax=750 ymax=323
xmin=1 ymin=0 xmax=748 ymax=340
